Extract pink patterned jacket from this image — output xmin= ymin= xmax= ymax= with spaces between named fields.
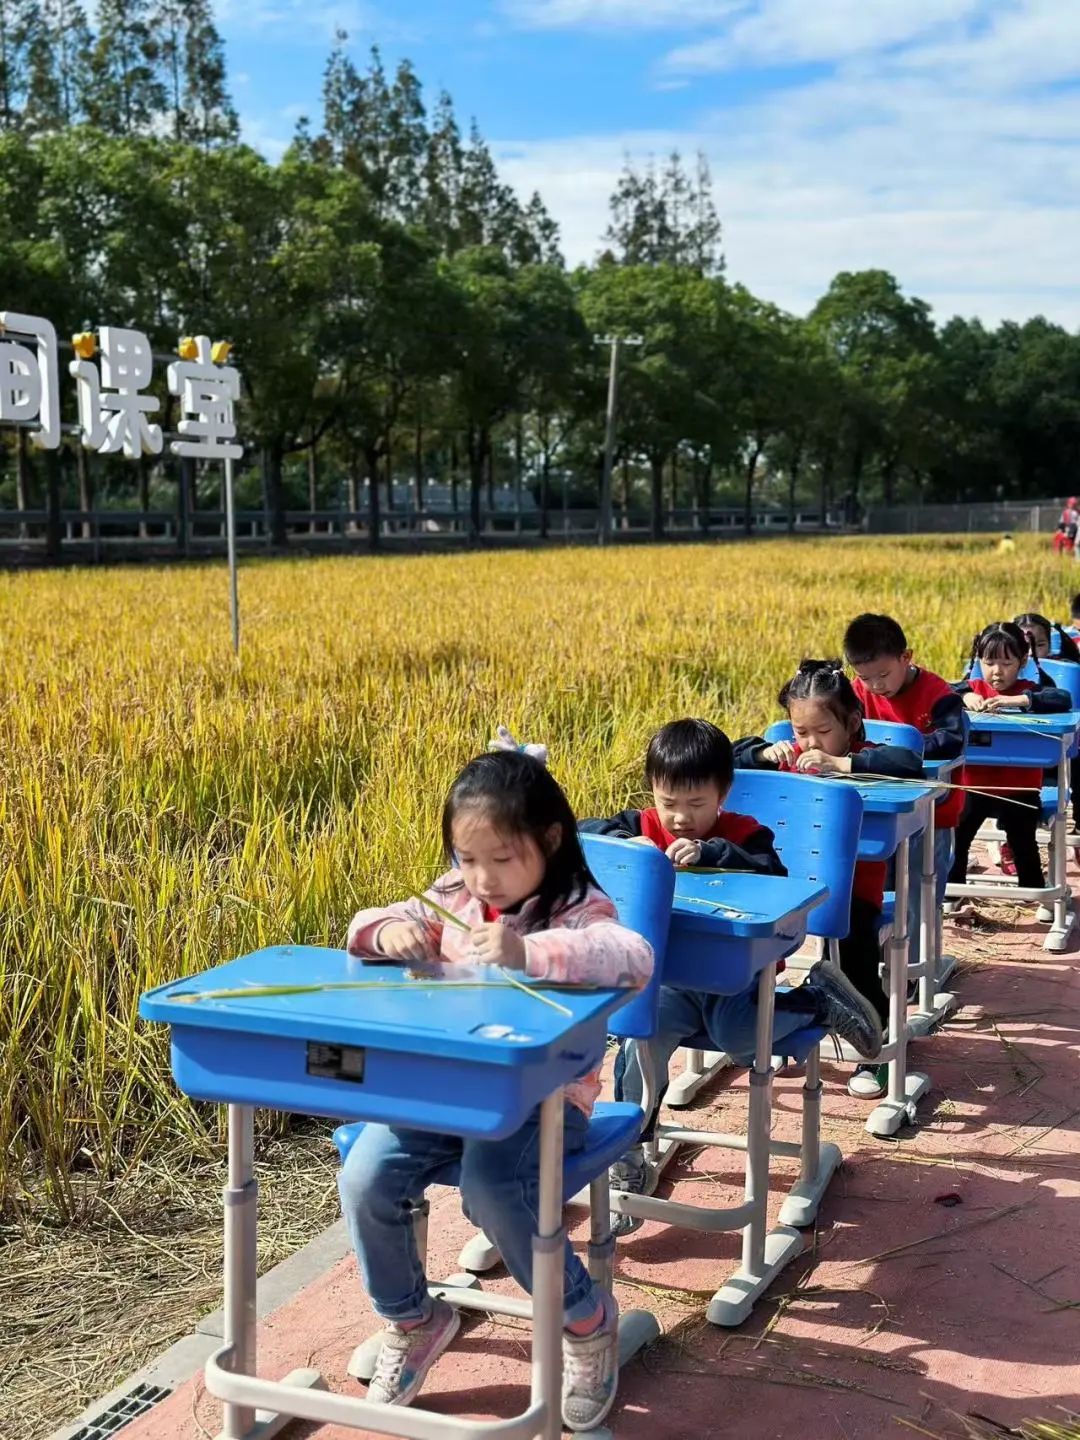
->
xmin=346 ymin=871 xmax=654 ymax=1117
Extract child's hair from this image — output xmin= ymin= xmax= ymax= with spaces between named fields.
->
xmin=645 ymin=718 xmax=733 ymax=792
xmin=1070 ymin=592 xmax=1080 ymax=622
xmin=966 ymin=621 xmax=1054 ymax=686
xmin=1014 ymin=612 xmax=1080 ymax=664
xmin=778 ymin=659 xmax=864 ymax=733
xmin=843 ymin=612 xmax=908 ymax=664
xmin=441 ymin=750 xmax=596 ymax=929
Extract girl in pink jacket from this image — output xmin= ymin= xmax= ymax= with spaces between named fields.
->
xmin=340 ymin=747 xmax=653 ymax=1431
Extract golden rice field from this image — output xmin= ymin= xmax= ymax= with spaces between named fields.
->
xmin=0 ymin=532 xmax=1070 ymax=1221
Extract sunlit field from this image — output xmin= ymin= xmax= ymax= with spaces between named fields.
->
xmin=0 ymin=533 xmax=1067 ymax=1219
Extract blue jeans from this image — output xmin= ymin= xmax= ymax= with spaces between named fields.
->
xmin=337 ymin=1105 xmax=599 ymax=1325
xmin=903 ymin=826 xmax=955 ymax=968
xmin=612 ymin=981 xmax=819 ymax=1161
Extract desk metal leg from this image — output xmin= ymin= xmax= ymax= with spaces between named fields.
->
xmin=218 ymin=1105 xmax=324 ymax=1440
xmin=532 ymin=1090 xmax=565 ymax=1440
xmin=1043 ymin=750 xmax=1076 ymax=953
xmin=665 ymin=1047 xmax=731 ymax=1107
xmin=776 ymin=1043 xmax=842 ymax=1229
xmin=707 ymin=964 xmax=801 ymax=1327
xmin=909 ymin=808 xmax=956 ymax=1037
xmin=867 ymin=843 xmax=930 ymax=1138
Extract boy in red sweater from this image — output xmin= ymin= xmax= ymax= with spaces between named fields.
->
xmin=843 ymin=613 xmax=965 ymax=971
xmin=582 ymin=718 xmax=882 ymax=1229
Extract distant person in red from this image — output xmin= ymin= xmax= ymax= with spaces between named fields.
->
xmin=1053 ymin=497 xmax=1079 ymax=555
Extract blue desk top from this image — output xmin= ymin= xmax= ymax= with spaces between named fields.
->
xmin=139 ymin=947 xmax=630 ymax=1069
xmin=671 ymin=872 xmax=827 ymax=935
xmin=140 ymin=949 xmax=636 ymax=1138
xmin=664 ymin=873 xmax=827 ymax=993
xmin=924 ymin=756 xmax=964 ymax=782
xmin=967 ymin=712 xmax=1080 ymax=739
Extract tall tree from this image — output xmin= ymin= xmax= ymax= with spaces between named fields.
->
xmin=86 ymin=0 xmax=165 ymax=134
xmin=604 ymin=150 xmax=723 ymax=274
xmin=35 ymin=0 xmax=91 ymax=127
xmin=152 ymin=0 xmax=235 ymax=145
xmin=0 ymin=0 xmax=37 ymax=128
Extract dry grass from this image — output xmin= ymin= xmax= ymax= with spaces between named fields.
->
xmin=0 ymin=1124 xmax=342 ymax=1440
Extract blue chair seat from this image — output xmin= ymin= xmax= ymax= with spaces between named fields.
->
xmin=1042 ymin=785 xmax=1059 ymax=823
xmin=684 ymin=1020 xmax=827 ymax=1069
xmin=332 ymin=1102 xmax=644 ymax=1200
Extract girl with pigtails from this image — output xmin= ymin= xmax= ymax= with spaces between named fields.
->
xmin=734 ymin=659 xmax=924 ymax=1100
xmin=948 ymin=622 xmax=1071 ymax=895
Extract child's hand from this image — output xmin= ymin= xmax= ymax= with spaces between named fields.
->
xmin=963 ymin=692 xmax=988 ymax=712
xmin=760 ymin=741 xmax=795 ymax=765
xmin=666 ymin=837 xmax=703 ymax=868
xmin=469 ymin=922 xmax=527 ymax=971
xmin=985 ymin=693 xmax=1031 ymax=712
xmin=375 ymin=921 xmax=436 ymax=963
xmin=796 ymin=750 xmax=852 ymax=775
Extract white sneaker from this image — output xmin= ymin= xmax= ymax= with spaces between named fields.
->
xmin=848 ymin=1064 xmax=888 ymax=1099
xmin=562 ymin=1292 xmax=619 ymax=1432
xmin=1036 ymin=903 xmax=1054 ymax=923
xmin=367 ymin=1298 xmax=460 ymax=1406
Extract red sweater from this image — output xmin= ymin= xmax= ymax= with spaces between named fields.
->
xmin=639 ymin=808 xmax=763 ymax=851
xmin=853 ymin=668 xmax=965 ymax=829
xmin=777 ymin=742 xmax=886 ymax=911
xmin=959 ymin=679 xmax=1042 ymax=795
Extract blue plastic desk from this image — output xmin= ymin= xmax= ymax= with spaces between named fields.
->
xmin=947 ymin=712 xmax=1080 ymax=953
xmin=665 ymin=873 xmax=826 ymax=994
xmin=140 ymin=951 xmax=636 ymax=1440
xmin=617 ymin=873 xmax=826 ymax=1326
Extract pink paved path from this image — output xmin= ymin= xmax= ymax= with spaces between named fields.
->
xmin=121 ymin=902 xmax=1080 ymax=1440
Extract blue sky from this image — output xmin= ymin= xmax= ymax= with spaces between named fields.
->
xmin=216 ymin=1 xmax=1080 ymax=328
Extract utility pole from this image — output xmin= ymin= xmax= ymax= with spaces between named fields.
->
xmin=595 ymin=333 xmax=643 ymax=545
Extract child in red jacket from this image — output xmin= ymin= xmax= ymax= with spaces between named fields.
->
xmin=949 ymin=622 xmax=1070 ymax=892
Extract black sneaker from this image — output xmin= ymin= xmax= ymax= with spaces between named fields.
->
xmin=803 ymin=960 xmax=883 ymax=1060
xmin=609 ymin=1155 xmax=650 ymax=1237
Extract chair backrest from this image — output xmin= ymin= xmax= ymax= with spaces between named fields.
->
xmin=1039 ymin=658 xmax=1080 ymax=707
xmin=764 ymin=717 xmax=926 ymax=757
xmin=580 ymin=834 xmax=674 ymax=1041
xmin=723 ymin=770 xmax=864 ymax=941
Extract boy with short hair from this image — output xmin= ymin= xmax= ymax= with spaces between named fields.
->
xmin=1066 ymin=594 xmax=1080 ymax=640
xmin=581 ymin=718 xmax=883 ymax=1230
xmin=842 ymin=614 xmax=965 ymax=1069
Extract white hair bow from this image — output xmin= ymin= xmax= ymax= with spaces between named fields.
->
xmin=489 ymin=724 xmax=549 ymax=767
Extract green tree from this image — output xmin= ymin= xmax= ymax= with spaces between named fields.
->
xmin=153 ymin=0 xmax=236 ymax=145
xmin=86 ymin=0 xmax=165 ymax=135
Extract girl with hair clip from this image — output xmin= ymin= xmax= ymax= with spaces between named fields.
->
xmin=948 ymin=621 xmax=1071 ymax=899
xmin=341 ymin=742 xmax=652 ymax=1431
xmin=734 ymin=660 xmax=924 ymax=1100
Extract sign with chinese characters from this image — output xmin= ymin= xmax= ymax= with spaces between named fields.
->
xmin=0 ymin=313 xmax=240 ymax=459
xmin=0 ymin=311 xmax=60 ymax=449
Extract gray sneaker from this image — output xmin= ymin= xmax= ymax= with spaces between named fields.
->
xmin=562 ymin=1291 xmax=619 ymax=1431
xmin=804 ymin=960 xmax=883 ymax=1060
xmin=367 ymin=1297 xmax=460 ymax=1406
xmin=609 ymin=1153 xmax=650 ymax=1237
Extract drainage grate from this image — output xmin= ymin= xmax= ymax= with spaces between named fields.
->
xmin=69 ymin=1382 xmax=172 ymax=1439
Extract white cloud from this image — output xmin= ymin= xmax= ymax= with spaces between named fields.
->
xmin=502 ymin=0 xmax=747 ymax=31
xmin=490 ymin=1 xmax=1080 ymax=326
xmin=663 ymin=0 xmax=983 ymax=71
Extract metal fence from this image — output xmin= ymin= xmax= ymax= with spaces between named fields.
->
xmin=865 ymin=499 xmax=1071 ymax=535
xmin=0 ymin=503 xmax=840 ymax=557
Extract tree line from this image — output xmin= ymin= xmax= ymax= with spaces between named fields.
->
xmin=2 ymin=9 xmax=1080 ymax=548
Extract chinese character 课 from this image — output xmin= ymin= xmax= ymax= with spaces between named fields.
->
xmin=0 ymin=311 xmax=60 ymax=448
xmin=167 ymin=335 xmax=242 ymax=461
xmin=71 ymin=325 xmax=163 ymax=458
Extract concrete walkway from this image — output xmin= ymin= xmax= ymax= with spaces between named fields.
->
xmin=118 ymin=907 xmax=1080 ymax=1440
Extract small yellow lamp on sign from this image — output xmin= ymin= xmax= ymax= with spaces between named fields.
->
xmin=71 ymin=331 xmax=96 ymax=359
